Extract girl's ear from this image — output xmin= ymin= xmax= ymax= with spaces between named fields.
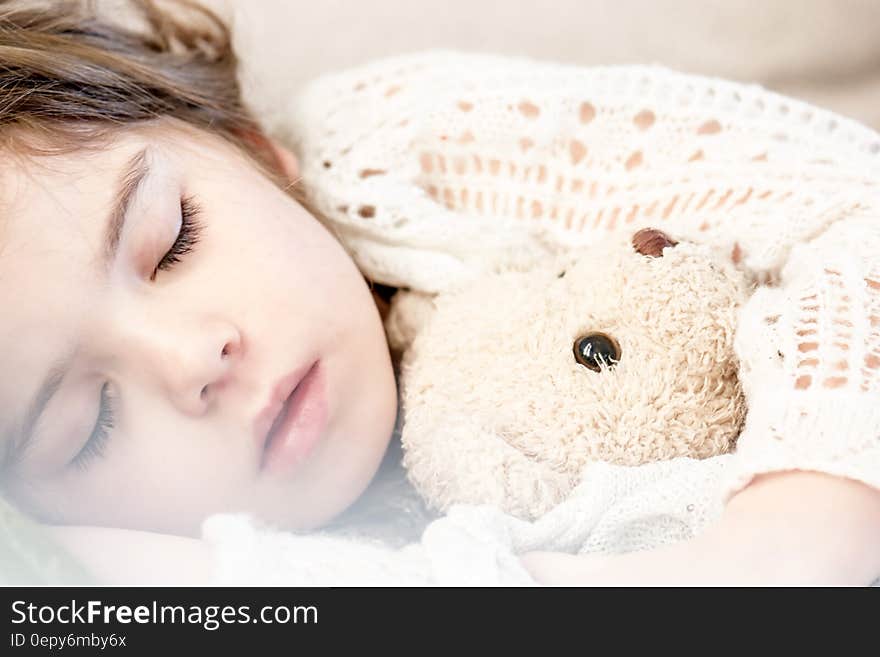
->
xmin=235 ymin=128 xmax=300 ymax=182
xmin=264 ymin=138 xmax=300 ymax=182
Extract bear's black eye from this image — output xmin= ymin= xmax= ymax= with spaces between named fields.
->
xmin=573 ymin=333 xmax=621 ymax=371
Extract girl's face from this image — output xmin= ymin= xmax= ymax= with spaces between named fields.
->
xmin=0 ymin=122 xmax=398 ymax=535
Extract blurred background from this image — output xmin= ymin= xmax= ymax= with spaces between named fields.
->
xmin=203 ymin=0 xmax=880 ymax=132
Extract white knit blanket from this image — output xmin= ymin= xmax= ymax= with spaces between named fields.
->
xmin=203 ymin=455 xmax=732 ymax=586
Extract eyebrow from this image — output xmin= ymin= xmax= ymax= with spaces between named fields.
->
xmin=101 ymin=146 xmax=151 ymax=271
xmin=0 ymin=147 xmax=151 ymax=473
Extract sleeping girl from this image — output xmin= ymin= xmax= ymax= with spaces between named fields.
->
xmin=0 ymin=0 xmax=878 ymax=585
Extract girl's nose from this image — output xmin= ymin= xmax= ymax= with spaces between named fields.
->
xmin=161 ymin=321 xmax=241 ymax=416
xmin=112 ymin=306 xmax=243 ymax=416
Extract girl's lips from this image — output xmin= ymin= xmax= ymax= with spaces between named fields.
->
xmin=256 ymin=360 xmax=327 ymax=476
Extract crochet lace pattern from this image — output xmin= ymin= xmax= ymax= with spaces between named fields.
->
xmin=284 ymin=51 xmax=880 ymax=501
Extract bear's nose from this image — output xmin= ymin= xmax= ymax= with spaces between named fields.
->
xmin=632 ymin=228 xmax=678 ymax=257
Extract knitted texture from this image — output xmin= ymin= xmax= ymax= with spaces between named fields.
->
xmin=283 ymin=51 xmax=880 ymax=505
xmin=204 ymin=454 xmax=880 ymax=585
xmin=204 ymin=456 xmax=732 ymax=586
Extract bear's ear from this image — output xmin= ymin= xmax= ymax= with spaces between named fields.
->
xmin=632 ymin=228 xmax=679 ymax=257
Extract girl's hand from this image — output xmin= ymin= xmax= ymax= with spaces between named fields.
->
xmin=520 ymin=470 xmax=880 ymax=586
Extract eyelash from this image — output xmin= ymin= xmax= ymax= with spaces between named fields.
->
xmin=151 ymin=194 xmax=203 ymax=280
xmin=72 ymin=382 xmax=115 ymax=471
xmin=73 ymin=197 xmax=203 ymax=471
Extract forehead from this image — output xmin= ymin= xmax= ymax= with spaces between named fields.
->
xmin=0 ymin=123 xmax=235 ymax=248
xmin=0 ymin=137 xmax=134 ymax=249
xmin=0 ymin=136 xmax=143 ymax=289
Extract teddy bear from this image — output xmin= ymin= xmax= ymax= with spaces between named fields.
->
xmin=385 ymin=227 xmax=753 ymax=520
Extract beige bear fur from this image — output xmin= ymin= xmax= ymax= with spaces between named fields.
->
xmin=388 ymin=228 xmax=753 ymax=520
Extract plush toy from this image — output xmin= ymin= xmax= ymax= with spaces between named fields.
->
xmin=386 ymin=227 xmax=753 ymax=520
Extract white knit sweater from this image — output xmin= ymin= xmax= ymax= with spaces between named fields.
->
xmin=204 ymin=52 xmax=880 ymax=585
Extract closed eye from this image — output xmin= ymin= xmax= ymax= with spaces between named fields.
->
xmin=71 ymin=382 xmax=115 ymax=471
xmin=151 ymin=195 xmax=203 ymax=280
